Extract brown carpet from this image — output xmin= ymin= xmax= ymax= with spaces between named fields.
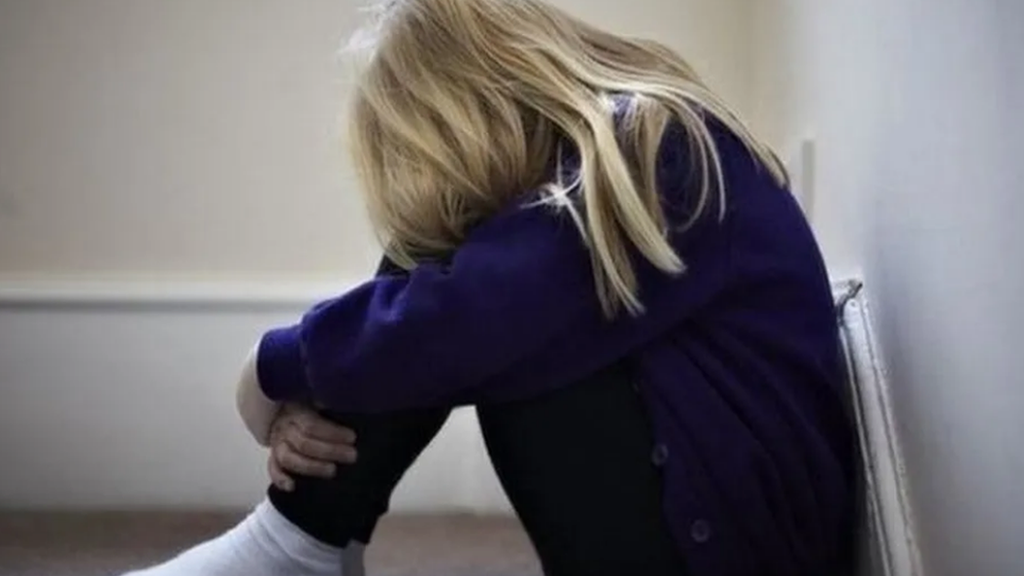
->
xmin=0 ymin=511 xmax=541 ymax=576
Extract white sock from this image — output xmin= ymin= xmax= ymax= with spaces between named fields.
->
xmin=122 ymin=499 xmax=365 ymax=576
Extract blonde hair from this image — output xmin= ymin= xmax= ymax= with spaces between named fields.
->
xmin=345 ymin=0 xmax=786 ymax=315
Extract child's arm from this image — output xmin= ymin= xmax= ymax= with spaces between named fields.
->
xmin=235 ymin=254 xmax=412 ymax=445
xmin=257 ymin=201 xmax=730 ymax=414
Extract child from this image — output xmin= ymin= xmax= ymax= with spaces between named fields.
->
xmin=125 ymin=0 xmax=855 ymax=574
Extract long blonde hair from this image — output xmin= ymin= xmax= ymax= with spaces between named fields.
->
xmin=345 ymin=0 xmax=786 ymax=315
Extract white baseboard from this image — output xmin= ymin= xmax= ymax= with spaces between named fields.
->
xmin=0 ymin=280 xmax=511 ymax=513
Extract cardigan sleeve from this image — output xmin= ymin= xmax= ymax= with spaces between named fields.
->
xmin=256 ymin=126 xmax=733 ymax=412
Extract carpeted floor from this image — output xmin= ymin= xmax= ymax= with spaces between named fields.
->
xmin=0 ymin=511 xmax=541 ymax=576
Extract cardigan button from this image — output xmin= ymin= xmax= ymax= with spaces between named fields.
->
xmin=651 ymin=444 xmax=669 ymax=467
xmin=690 ymin=520 xmax=712 ymax=544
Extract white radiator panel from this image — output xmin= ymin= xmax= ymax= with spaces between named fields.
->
xmin=836 ymin=280 xmax=922 ymax=576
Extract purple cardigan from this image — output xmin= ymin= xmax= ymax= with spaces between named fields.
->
xmin=257 ymin=121 xmax=856 ymax=576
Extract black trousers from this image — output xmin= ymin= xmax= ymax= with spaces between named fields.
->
xmin=268 ymin=363 xmax=687 ymax=576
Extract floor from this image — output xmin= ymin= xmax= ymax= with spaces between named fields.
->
xmin=0 ymin=511 xmax=541 ymax=576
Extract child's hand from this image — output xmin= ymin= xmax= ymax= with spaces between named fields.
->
xmin=267 ymin=404 xmax=358 ymax=492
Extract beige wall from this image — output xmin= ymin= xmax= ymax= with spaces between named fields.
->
xmin=751 ymin=2 xmax=1024 ymax=575
xmin=0 ymin=0 xmax=751 ymax=281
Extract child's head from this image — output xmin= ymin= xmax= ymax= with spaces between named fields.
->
xmin=345 ymin=0 xmax=784 ymax=315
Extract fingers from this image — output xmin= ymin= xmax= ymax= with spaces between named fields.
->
xmin=295 ymin=414 xmax=357 ymax=444
xmin=278 ymin=404 xmax=357 ymax=444
xmin=267 ymin=453 xmax=295 ymax=492
xmin=273 ymin=440 xmax=338 ymax=479
xmin=287 ymin=433 xmax=358 ymax=464
xmin=266 ymin=404 xmax=358 ymax=486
